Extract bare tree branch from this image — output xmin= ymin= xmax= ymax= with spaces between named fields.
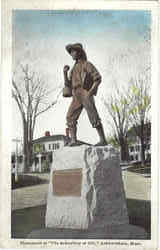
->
xmin=12 ymin=64 xmax=61 ymax=171
xmin=36 ymin=88 xmax=62 ymax=117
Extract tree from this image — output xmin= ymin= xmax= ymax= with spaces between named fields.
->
xmin=12 ymin=64 xmax=61 ymax=172
xmin=125 ymin=32 xmax=151 ymax=165
xmin=102 ymin=48 xmax=134 ymax=162
xmin=127 ymin=67 xmax=151 ymax=165
xmin=103 ymin=30 xmax=151 ymax=164
xmin=102 ymin=87 xmax=130 ymax=162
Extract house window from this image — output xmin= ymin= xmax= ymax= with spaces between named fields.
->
xmin=43 ymin=144 xmax=45 ymax=151
xmin=49 ymin=144 xmax=51 ymax=150
xmin=146 ymin=153 xmax=151 ymax=161
xmin=146 ymin=144 xmax=150 ymax=150
xmin=49 ymin=154 xmax=53 ymax=163
xmin=130 ymin=155 xmax=134 ymax=161
xmin=18 ymin=155 xmax=23 ymax=163
xmin=130 ymin=146 xmax=134 ymax=152
xmin=135 ymin=154 xmax=138 ymax=161
xmin=52 ymin=143 xmax=60 ymax=150
xmin=135 ymin=145 xmax=140 ymax=152
xmin=56 ymin=143 xmax=60 ymax=150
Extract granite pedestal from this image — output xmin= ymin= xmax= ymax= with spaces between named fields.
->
xmin=45 ymin=145 xmax=129 ymax=229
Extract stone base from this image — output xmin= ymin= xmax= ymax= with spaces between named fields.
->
xmin=45 ymin=145 xmax=129 ymax=229
xmin=27 ymin=224 xmax=148 ymax=239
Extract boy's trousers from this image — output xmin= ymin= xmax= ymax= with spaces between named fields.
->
xmin=66 ymin=87 xmax=101 ymax=129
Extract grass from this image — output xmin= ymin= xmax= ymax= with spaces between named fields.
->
xmin=11 ymin=205 xmax=46 ymax=238
xmin=11 ymin=198 xmax=151 ymax=239
xmin=127 ymin=198 xmax=151 ymax=236
xmin=12 ymin=174 xmax=49 ymax=189
xmin=127 ymin=163 xmax=151 ymax=175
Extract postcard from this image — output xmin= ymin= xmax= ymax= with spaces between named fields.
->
xmin=0 ymin=0 xmax=159 ymax=249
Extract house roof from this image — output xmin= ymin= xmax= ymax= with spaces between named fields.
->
xmin=33 ymin=134 xmax=91 ymax=146
xmin=33 ymin=134 xmax=67 ymax=144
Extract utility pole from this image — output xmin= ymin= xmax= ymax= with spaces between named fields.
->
xmin=12 ymin=138 xmax=21 ymax=179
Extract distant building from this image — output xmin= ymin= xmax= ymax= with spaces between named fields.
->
xmin=127 ymin=123 xmax=151 ymax=163
xmin=32 ymin=133 xmax=69 ymax=172
xmin=31 ymin=131 xmax=90 ymax=172
xmin=11 ymin=134 xmax=68 ymax=173
xmin=11 ymin=131 xmax=90 ymax=173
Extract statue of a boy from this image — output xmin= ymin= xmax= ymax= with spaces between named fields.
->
xmin=63 ymin=43 xmax=107 ymax=147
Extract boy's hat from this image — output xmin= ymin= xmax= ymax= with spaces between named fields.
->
xmin=65 ymin=43 xmax=83 ymax=54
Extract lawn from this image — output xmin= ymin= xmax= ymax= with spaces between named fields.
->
xmin=127 ymin=163 xmax=151 ymax=175
xmin=12 ymin=173 xmax=49 ymax=189
xmin=11 ymin=198 xmax=151 ymax=239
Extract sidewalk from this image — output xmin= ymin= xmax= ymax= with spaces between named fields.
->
xmin=12 ymin=170 xmax=151 ymax=211
xmin=123 ymin=170 xmax=151 ymax=201
xmin=12 ymin=173 xmax=50 ymax=211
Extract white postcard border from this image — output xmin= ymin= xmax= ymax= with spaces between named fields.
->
xmin=0 ymin=0 xmax=159 ymax=249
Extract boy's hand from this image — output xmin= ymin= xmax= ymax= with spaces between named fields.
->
xmin=83 ymin=89 xmax=92 ymax=98
xmin=63 ymin=65 xmax=70 ymax=73
xmin=87 ymin=89 xmax=94 ymax=97
xmin=87 ymin=81 xmax=100 ymax=97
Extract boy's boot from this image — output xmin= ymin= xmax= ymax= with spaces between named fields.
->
xmin=95 ymin=124 xmax=108 ymax=146
xmin=68 ymin=127 xmax=79 ymax=146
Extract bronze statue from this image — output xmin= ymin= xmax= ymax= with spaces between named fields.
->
xmin=63 ymin=43 xmax=107 ymax=147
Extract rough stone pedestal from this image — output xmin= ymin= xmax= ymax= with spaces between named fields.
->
xmin=45 ymin=145 xmax=129 ymax=229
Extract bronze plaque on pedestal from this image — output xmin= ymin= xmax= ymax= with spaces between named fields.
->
xmin=52 ymin=168 xmax=82 ymax=197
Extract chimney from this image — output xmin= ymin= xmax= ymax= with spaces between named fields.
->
xmin=45 ymin=131 xmax=50 ymax=137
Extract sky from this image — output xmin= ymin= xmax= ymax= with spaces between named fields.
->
xmin=12 ymin=10 xmax=151 ymax=148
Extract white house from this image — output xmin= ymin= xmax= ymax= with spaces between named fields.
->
xmin=32 ymin=133 xmax=69 ymax=172
xmin=128 ymin=137 xmax=151 ymax=162
xmin=127 ymin=123 xmax=151 ymax=163
xmin=31 ymin=131 xmax=89 ymax=172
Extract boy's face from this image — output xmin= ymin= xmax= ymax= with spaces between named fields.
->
xmin=70 ymin=49 xmax=79 ymax=60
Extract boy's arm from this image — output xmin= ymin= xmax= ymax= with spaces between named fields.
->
xmin=86 ymin=62 xmax=102 ymax=96
xmin=63 ymin=65 xmax=72 ymax=87
xmin=88 ymin=78 xmax=101 ymax=96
